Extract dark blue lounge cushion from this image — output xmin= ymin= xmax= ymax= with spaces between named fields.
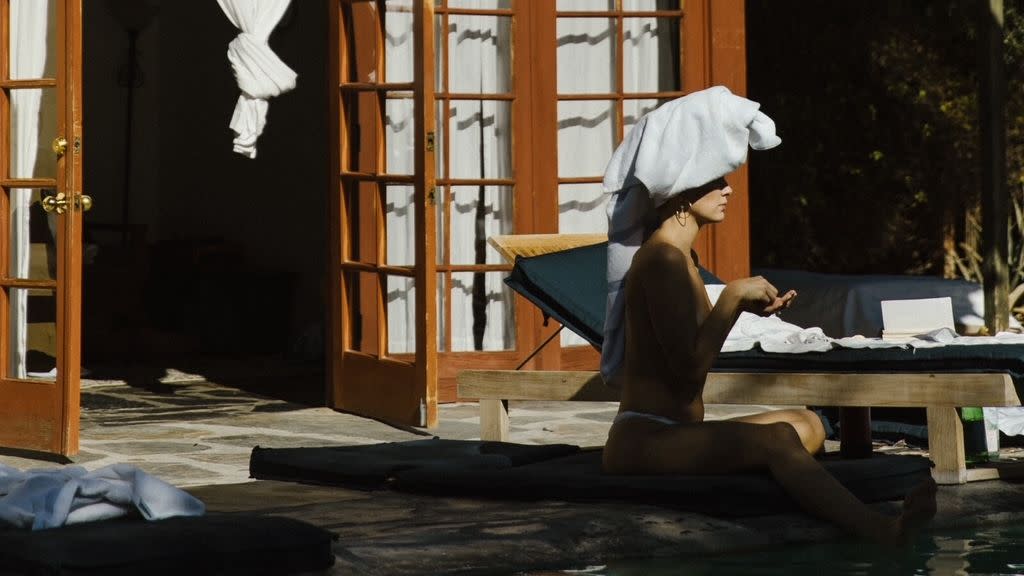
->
xmin=504 ymin=241 xmax=1024 ymax=389
xmin=505 ymin=241 xmax=723 ymax=348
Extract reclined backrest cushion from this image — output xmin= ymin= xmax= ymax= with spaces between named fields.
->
xmin=505 ymin=241 xmax=723 ymax=349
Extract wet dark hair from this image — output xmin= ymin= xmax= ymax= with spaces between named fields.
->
xmin=642 ymin=177 xmax=729 ymax=240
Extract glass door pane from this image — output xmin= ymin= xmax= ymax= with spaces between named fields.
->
xmin=10 ymin=288 xmax=56 ymax=380
xmin=556 ymin=17 xmax=616 ymax=94
xmin=447 ymin=186 xmax=513 ymax=351
xmin=8 ymin=0 xmax=60 ymax=379
xmin=438 ymin=5 xmax=515 ymax=353
xmin=8 ymin=188 xmax=56 ymax=281
xmin=8 ymin=87 xmax=57 ymax=178
xmin=9 ymin=0 xmax=57 ymax=80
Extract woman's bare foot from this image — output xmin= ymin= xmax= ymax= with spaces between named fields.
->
xmin=891 ymin=477 xmax=938 ymax=543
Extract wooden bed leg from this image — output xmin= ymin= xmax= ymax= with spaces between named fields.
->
xmin=927 ymin=406 xmax=968 ymax=485
xmin=480 ymin=399 xmax=510 ymax=442
xmin=839 ymin=407 xmax=873 ymax=459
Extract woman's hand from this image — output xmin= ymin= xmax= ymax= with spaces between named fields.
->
xmin=723 ymin=276 xmax=797 ymax=317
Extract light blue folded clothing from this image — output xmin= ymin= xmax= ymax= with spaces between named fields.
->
xmin=0 ymin=463 xmax=205 ymax=530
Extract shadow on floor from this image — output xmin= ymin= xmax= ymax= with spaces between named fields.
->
xmin=83 ymin=354 xmax=326 ymax=408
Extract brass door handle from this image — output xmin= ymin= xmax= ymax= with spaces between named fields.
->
xmin=52 ymin=137 xmax=68 ymax=157
xmin=41 ymin=193 xmax=93 ymax=214
xmin=42 ymin=193 xmax=69 ymax=214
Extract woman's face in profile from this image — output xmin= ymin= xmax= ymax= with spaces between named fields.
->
xmin=689 ymin=178 xmax=732 ymax=224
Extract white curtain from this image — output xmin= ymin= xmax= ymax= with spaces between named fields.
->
xmin=556 ymin=0 xmax=666 ymax=345
xmin=384 ymin=1 xmax=515 ymax=354
xmin=446 ymin=2 xmax=514 ymax=352
xmin=384 ymin=1 xmax=417 ymax=353
xmin=217 ymin=0 xmax=297 ymax=159
xmin=10 ymin=0 xmax=54 ymax=378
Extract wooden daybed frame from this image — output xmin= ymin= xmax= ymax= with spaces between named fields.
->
xmin=457 ymin=234 xmax=1023 ymax=485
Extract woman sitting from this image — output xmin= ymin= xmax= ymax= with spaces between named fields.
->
xmin=599 ymin=86 xmax=936 ymax=544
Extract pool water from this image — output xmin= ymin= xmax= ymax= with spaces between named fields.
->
xmin=552 ymin=524 xmax=1024 ymax=575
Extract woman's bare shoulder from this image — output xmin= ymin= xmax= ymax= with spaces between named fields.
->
xmin=633 ymin=240 xmax=689 ymax=274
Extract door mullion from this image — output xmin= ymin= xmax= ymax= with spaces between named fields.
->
xmin=413 ymin=0 xmax=437 ymax=426
xmin=0 ymin=0 xmax=10 ymax=380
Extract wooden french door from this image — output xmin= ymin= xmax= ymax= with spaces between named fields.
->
xmin=0 ymin=0 xmax=85 ymax=455
xmin=329 ymin=0 xmax=745 ymax=426
xmin=329 ymin=1 xmax=438 ymax=427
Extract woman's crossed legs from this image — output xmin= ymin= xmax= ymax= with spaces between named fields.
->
xmin=603 ymin=408 xmax=936 ymax=544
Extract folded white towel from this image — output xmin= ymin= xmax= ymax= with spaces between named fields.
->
xmin=833 ymin=334 xmax=907 ymax=349
xmin=703 ymin=285 xmax=832 ymax=354
xmin=601 ymin=87 xmax=781 ymax=386
xmin=0 ymin=463 xmax=205 ymax=530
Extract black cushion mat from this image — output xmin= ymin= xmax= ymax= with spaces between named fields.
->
xmin=394 ymin=448 xmax=933 ymax=517
xmin=250 ymin=438 xmax=581 ymax=488
xmin=248 ymin=439 xmax=930 ymax=518
xmin=0 ymin=514 xmax=335 ymax=576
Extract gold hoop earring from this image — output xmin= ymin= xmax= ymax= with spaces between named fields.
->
xmin=674 ymin=203 xmax=690 ymax=228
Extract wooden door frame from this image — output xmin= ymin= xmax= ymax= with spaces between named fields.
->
xmin=412 ymin=0 xmax=439 ymax=427
xmin=57 ymin=0 xmax=84 ymax=455
xmin=328 ymin=0 xmax=438 ymax=427
xmin=0 ymin=0 xmax=82 ymax=455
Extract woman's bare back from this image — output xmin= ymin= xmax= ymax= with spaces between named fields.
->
xmin=616 ymin=240 xmax=711 ymax=424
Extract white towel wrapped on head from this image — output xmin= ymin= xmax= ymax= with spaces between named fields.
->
xmin=601 ymin=86 xmax=781 ymax=387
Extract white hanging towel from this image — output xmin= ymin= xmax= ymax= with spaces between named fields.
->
xmin=217 ymin=0 xmax=297 ymax=159
xmin=0 ymin=463 xmax=205 ymax=530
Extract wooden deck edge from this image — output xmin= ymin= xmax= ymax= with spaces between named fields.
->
xmin=458 ymin=370 xmax=1021 ymax=407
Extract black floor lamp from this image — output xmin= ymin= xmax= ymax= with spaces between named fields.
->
xmin=105 ymin=0 xmax=158 ymax=248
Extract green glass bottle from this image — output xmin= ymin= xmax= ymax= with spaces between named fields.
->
xmin=961 ymin=406 xmax=988 ymax=462
xmin=961 ymin=407 xmax=984 ymax=421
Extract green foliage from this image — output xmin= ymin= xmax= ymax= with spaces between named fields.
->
xmin=747 ymin=0 xmax=1024 ymax=276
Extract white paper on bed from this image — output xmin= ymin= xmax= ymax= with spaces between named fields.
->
xmin=881 ymin=297 xmax=954 ymax=341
